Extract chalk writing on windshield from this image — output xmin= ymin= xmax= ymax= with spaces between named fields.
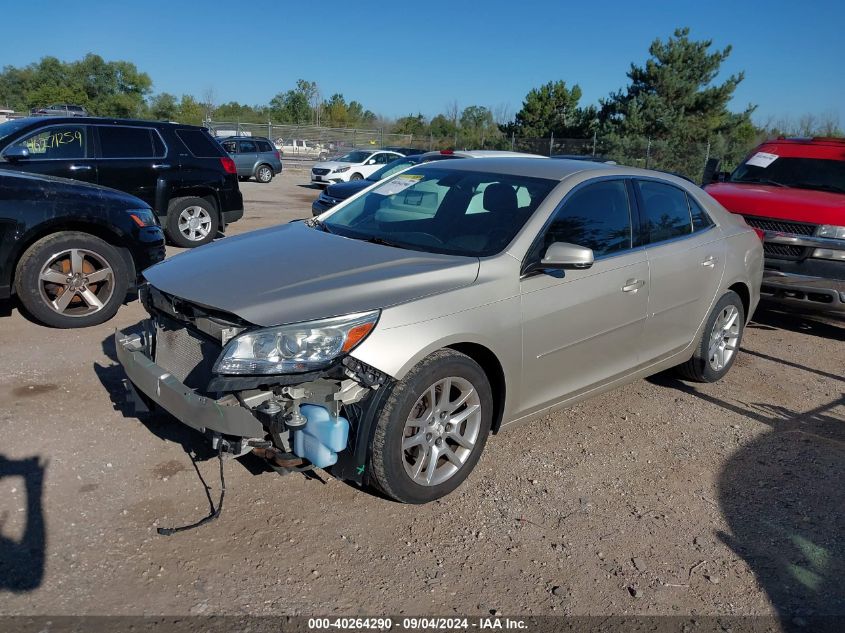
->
xmin=23 ymin=129 xmax=84 ymax=155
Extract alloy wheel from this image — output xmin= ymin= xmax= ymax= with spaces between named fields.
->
xmin=37 ymin=248 xmax=115 ymax=317
xmin=402 ymin=376 xmax=482 ymax=486
xmin=708 ymin=304 xmax=740 ymax=371
xmin=258 ymin=166 xmax=272 ymax=182
xmin=177 ymin=206 xmax=212 ymax=241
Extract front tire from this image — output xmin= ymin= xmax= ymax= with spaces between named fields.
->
xmin=15 ymin=231 xmax=129 ymax=328
xmin=350 ymin=172 xmax=363 ymax=181
xmin=166 ymin=197 xmax=219 ymax=248
xmin=255 ymin=164 xmax=274 ymax=183
xmin=370 ymin=349 xmax=493 ymax=503
xmin=677 ymin=290 xmax=745 ymax=383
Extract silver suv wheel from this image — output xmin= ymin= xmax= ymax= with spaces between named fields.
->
xmin=38 ymin=248 xmax=115 ymax=317
xmin=177 ymin=206 xmax=212 ymax=242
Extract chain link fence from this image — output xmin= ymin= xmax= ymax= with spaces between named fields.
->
xmin=205 ymin=119 xmax=755 ymax=182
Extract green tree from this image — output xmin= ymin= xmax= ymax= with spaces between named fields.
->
xmin=503 ymin=81 xmax=596 ymax=138
xmin=393 ymin=113 xmax=428 ymax=136
xmin=174 ymin=95 xmax=205 ymax=125
xmin=459 ymin=105 xmax=499 ymax=147
xmin=599 ymin=27 xmax=756 ymax=177
xmin=429 ymin=114 xmax=457 ymax=140
xmin=323 ymin=93 xmax=350 ymax=127
xmin=149 ymin=93 xmax=179 ymax=120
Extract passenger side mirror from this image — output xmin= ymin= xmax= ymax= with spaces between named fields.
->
xmin=541 ymin=242 xmax=594 ymax=269
xmin=3 ymin=146 xmax=30 ymax=161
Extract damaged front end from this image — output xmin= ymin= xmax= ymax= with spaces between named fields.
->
xmin=115 ymin=285 xmax=392 ymax=484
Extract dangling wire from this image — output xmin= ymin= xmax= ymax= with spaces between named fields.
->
xmin=157 ymin=445 xmax=226 ymax=536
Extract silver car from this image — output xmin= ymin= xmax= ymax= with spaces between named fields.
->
xmin=218 ymin=136 xmax=283 ymax=183
xmin=117 ymin=158 xmax=763 ymax=504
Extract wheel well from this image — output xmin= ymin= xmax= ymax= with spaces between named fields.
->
xmin=447 ymin=343 xmax=506 ymax=434
xmin=166 ymin=191 xmax=219 ymax=216
xmin=728 ymin=282 xmax=750 ymax=320
xmin=9 ymin=223 xmax=134 ymax=294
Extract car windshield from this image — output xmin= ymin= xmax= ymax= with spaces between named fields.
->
xmin=731 ymin=156 xmax=845 ymax=194
xmin=322 ymin=166 xmax=557 ymax=257
xmin=335 ymin=150 xmax=372 ymax=163
xmin=0 ymin=119 xmax=34 ymax=144
xmin=365 ymin=158 xmax=420 ymax=182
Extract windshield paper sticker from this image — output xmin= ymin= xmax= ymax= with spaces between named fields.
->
xmin=746 ymin=152 xmax=779 ymax=168
xmin=374 ymin=174 xmax=423 ymax=196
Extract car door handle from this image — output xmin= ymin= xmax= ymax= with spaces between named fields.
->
xmin=700 ymin=256 xmax=717 ymax=268
xmin=152 ymin=163 xmax=172 ymax=170
xmin=68 ymin=164 xmax=92 ymax=172
xmin=622 ymin=279 xmax=646 ymax=293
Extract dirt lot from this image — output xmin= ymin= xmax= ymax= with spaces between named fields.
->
xmin=0 ymin=170 xmax=843 ymax=621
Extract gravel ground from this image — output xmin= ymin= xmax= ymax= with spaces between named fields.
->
xmin=0 ymin=170 xmax=843 ymax=621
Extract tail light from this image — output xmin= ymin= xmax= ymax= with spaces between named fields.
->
xmin=220 ymin=157 xmax=237 ymax=174
xmin=274 ymin=150 xmax=281 ymax=160
xmin=440 ymin=149 xmax=454 ymax=155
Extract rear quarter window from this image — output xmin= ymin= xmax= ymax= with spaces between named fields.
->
xmin=257 ymin=140 xmax=274 ymax=152
xmin=176 ymin=129 xmax=226 ymax=158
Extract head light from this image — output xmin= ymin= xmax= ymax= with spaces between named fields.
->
xmin=817 ymin=224 xmax=845 ymax=240
xmin=333 ymin=166 xmax=350 ymax=173
xmin=214 ymin=310 xmax=379 ymax=375
xmin=128 ymin=208 xmax=158 ymax=227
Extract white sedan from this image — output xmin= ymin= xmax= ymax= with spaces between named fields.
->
xmin=311 ymin=150 xmax=404 ymax=185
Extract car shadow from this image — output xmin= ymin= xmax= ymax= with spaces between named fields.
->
xmin=0 ymin=454 xmax=46 ymax=592
xmin=296 ymin=184 xmax=323 ymax=190
xmin=749 ymin=305 xmax=845 ymax=342
xmin=648 ymin=370 xmax=845 ymax=626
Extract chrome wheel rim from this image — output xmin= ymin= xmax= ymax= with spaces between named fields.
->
xmin=178 ymin=206 xmax=212 ymax=241
xmin=258 ymin=166 xmax=272 ymax=181
xmin=38 ymin=248 xmax=115 ymax=317
xmin=402 ymin=376 xmax=482 ymax=486
xmin=708 ymin=304 xmax=740 ymax=371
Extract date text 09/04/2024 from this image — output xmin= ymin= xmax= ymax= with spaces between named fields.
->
xmin=308 ymin=617 xmax=529 ymax=630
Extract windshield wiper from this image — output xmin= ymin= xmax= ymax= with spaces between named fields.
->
xmin=791 ymin=182 xmax=845 ymax=194
xmin=733 ymin=178 xmax=787 ymax=187
xmin=363 ymin=235 xmax=406 ymax=249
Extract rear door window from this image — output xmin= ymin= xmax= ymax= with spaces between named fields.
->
xmin=688 ymin=195 xmax=715 ymax=231
xmin=98 ymin=126 xmax=163 ymax=158
xmin=176 ymin=128 xmax=226 ymax=158
xmin=257 ymin=140 xmax=274 ymax=152
xmin=238 ymin=140 xmax=258 ymax=153
xmin=11 ymin=125 xmax=87 ymax=159
xmin=636 ymin=180 xmax=693 ymax=243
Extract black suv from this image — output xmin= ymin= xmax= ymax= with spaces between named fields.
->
xmin=0 ymin=117 xmax=244 ymax=247
xmin=1 ymin=170 xmax=165 ymax=328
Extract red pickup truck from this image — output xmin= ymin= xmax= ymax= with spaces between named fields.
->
xmin=705 ymin=137 xmax=845 ymax=312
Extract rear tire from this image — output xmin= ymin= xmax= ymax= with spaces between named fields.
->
xmin=165 ymin=197 xmax=218 ymax=248
xmin=255 ymin=164 xmax=274 ymax=183
xmin=15 ymin=231 xmax=129 ymax=328
xmin=369 ymin=349 xmax=493 ymax=503
xmin=676 ymin=290 xmax=745 ymax=383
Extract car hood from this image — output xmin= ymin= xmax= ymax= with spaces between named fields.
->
xmin=143 ymin=222 xmax=480 ymax=327
xmin=706 ymin=182 xmax=845 ymax=225
xmin=325 ymin=179 xmax=373 ymax=199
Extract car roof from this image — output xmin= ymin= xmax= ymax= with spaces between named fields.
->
xmin=414 ymin=156 xmax=698 ymax=187
xmin=217 ymin=135 xmax=271 ymax=141
xmin=10 ymin=116 xmax=205 ymax=130
xmin=419 ymin=149 xmax=547 ymax=159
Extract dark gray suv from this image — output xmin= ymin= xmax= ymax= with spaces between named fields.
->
xmin=218 ymin=136 xmax=283 ymax=183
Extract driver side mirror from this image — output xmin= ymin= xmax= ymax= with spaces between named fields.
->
xmin=367 ymin=159 xmax=376 ymax=165
xmin=541 ymin=242 xmax=594 ymax=269
xmin=3 ymin=146 xmax=30 ymax=161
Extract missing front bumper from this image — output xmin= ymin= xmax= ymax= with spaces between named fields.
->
xmin=115 ymin=331 xmax=265 ymax=438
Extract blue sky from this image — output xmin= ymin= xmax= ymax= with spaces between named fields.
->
xmin=2 ymin=0 xmax=843 ymax=126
